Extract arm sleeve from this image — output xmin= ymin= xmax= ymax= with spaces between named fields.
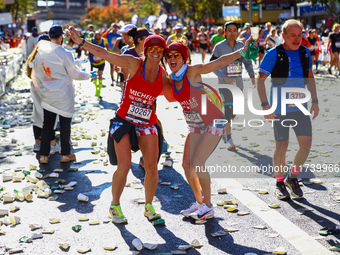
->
xmin=63 ymin=50 xmax=91 ymax=80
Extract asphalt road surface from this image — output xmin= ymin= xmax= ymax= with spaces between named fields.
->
xmin=0 ymin=52 xmax=339 ymax=255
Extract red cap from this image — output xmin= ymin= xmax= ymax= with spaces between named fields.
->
xmin=143 ymin=35 xmax=167 ymax=57
xmin=166 ymin=41 xmax=188 ymax=63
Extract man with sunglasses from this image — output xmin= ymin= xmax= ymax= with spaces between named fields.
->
xmin=210 ymin=21 xmax=255 ymax=151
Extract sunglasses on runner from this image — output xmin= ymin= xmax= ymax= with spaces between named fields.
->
xmin=148 ymin=46 xmax=164 ymax=53
xmin=166 ymin=52 xmax=182 ymax=59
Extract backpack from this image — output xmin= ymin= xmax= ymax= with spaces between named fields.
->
xmin=271 ymin=44 xmax=309 ymax=86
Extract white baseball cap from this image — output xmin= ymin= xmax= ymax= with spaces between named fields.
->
xmin=118 ymin=24 xmax=137 ymax=33
xmin=175 ymin=24 xmax=184 ymax=30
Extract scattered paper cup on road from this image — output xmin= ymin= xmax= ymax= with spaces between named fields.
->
xmin=44 ymin=188 xmax=52 ymax=196
xmin=2 ymin=196 xmax=14 ymax=203
xmin=2 ymin=175 xmax=12 ymax=182
xmin=12 ymin=176 xmax=22 ymax=182
xmin=0 ymin=209 xmax=9 ymax=216
xmin=132 ymin=238 xmax=143 ymax=251
xmin=9 ymin=204 xmax=19 ymax=212
xmin=34 ymin=172 xmax=43 ymax=178
xmin=15 ymin=193 xmax=25 ymax=201
xmin=25 ymin=193 xmax=33 ymax=201
xmin=9 ymin=216 xmax=20 ymax=225
xmin=77 ymin=193 xmax=89 ymax=202
xmin=59 ymin=242 xmax=69 ymax=250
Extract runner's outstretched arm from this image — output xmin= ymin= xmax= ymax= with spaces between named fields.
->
xmin=190 ymin=37 xmax=252 ymax=75
xmin=67 ymin=25 xmax=137 ymax=69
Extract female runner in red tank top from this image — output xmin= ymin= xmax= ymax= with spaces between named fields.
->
xmin=68 ymin=26 xmax=174 ymax=224
xmin=164 ymin=39 xmax=253 ymax=221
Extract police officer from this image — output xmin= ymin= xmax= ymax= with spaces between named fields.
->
xmin=210 ymin=21 xmax=255 ymax=151
xmin=257 ymin=19 xmax=319 ymax=200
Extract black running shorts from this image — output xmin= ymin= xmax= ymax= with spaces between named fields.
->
xmin=273 ymin=111 xmax=312 ymax=142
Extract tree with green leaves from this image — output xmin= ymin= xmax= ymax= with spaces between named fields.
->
xmin=169 ymin=0 xmax=225 ymax=25
xmin=0 ymin=0 xmax=36 ymax=25
xmin=127 ymin=0 xmax=161 ymax=17
xmin=81 ymin=5 xmax=133 ymax=27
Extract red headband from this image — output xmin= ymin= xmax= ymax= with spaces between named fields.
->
xmin=166 ymin=41 xmax=188 ymax=63
xmin=143 ymin=35 xmax=167 ymax=57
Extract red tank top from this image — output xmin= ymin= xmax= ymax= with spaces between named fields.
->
xmin=171 ymin=74 xmax=224 ymax=128
xmin=117 ymin=60 xmax=164 ymax=126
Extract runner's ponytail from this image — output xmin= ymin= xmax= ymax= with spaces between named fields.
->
xmin=25 ymin=46 xmax=39 ymax=79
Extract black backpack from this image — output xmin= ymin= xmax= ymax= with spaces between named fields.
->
xmin=271 ymin=44 xmax=309 ymax=86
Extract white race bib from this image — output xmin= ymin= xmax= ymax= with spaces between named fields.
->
xmin=288 ymin=92 xmax=305 ymax=99
xmin=227 ymin=63 xmax=242 ymax=77
xmin=183 ymin=112 xmax=204 ymax=127
xmin=288 ymin=92 xmax=306 ymax=108
xmin=127 ymin=105 xmax=152 ymax=120
xmin=335 ymin=42 xmax=340 ymax=48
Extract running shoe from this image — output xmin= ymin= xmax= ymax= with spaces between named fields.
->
xmin=39 ymin=155 xmax=49 ymax=164
xmin=274 ymin=181 xmax=291 ymax=200
xmin=284 ymin=177 xmax=303 ymax=198
xmin=227 ymin=139 xmax=236 ymax=151
xmin=180 ymin=201 xmax=202 ymax=218
xmin=109 ymin=204 xmax=127 ymax=224
xmin=328 ymin=68 xmax=332 ymax=75
xmin=33 ymin=143 xmax=40 ymax=152
xmin=50 ymin=143 xmax=61 ymax=154
xmin=60 ymin=154 xmax=76 ymax=163
xmin=189 ymin=203 xmax=215 ymax=220
xmin=144 ymin=203 xmax=161 ymax=220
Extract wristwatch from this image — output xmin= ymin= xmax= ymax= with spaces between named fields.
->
xmin=312 ymin=99 xmax=318 ymax=104
xmin=261 ymin=101 xmax=269 ymax=107
xmin=79 ymin=37 xmax=86 ymax=48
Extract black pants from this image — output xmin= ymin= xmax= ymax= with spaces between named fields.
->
xmin=40 ymin=109 xmax=71 ymax=156
xmin=33 ymin=125 xmax=55 ymax=141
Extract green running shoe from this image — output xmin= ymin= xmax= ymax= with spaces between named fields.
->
xmin=109 ymin=204 xmax=127 ymax=224
xmin=144 ymin=203 xmax=161 ymax=221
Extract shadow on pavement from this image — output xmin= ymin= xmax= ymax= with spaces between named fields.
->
xmin=204 ymin=218 xmax=268 ymax=255
xmin=33 ymin=152 xmax=111 ymax=214
xmin=130 ymin=161 xmax=269 ymax=254
xmin=288 ymin=199 xmax=340 ymax=240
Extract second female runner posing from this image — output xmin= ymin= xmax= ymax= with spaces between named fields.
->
xmin=165 ymin=38 xmax=254 ymax=220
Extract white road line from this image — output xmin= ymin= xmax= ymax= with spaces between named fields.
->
xmin=214 ymin=178 xmax=333 ymax=255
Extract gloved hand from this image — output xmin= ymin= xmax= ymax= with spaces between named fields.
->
xmin=245 ymin=38 xmax=259 ymax=62
xmin=90 ymin=71 xmax=98 ymax=78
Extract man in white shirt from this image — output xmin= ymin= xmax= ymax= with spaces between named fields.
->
xmin=30 ymin=25 xmax=91 ymax=164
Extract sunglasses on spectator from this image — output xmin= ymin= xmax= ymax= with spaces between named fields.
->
xmin=148 ymin=47 xmax=164 ymax=53
xmin=166 ymin=52 xmax=182 ymax=59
